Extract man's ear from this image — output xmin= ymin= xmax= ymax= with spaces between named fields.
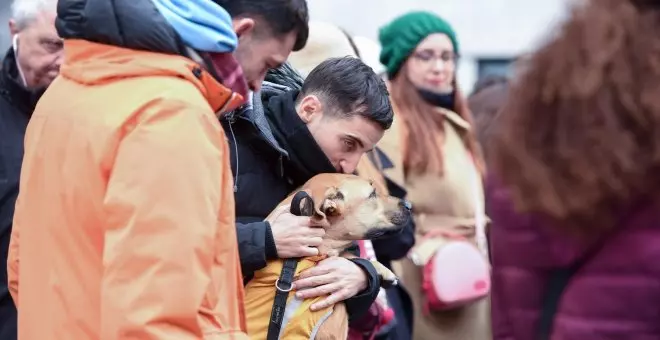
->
xmin=232 ymin=18 xmax=255 ymax=38
xmin=297 ymin=95 xmax=323 ymax=124
xmin=8 ymin=19 xmax=19 ymax=37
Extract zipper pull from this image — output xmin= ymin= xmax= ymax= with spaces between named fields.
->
xmin=226 ymin=112 xmax=236 ymax=124
xmin=279 ymin=155 xmax=284 ymax=178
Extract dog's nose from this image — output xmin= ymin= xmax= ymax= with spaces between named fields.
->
xmin=399 ymin=200 xmax=412 ymax=211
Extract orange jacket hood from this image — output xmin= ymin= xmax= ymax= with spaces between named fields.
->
xmin=62 ymin=39 xmax=244 ymax=113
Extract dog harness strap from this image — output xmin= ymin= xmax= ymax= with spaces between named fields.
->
xmin=267 ymin=191 xmax=313 ymax=340
xmin=267 ymin=258 xmax=298 ymax=340
xmin=537 ymin=222 xmax=628 ymax=340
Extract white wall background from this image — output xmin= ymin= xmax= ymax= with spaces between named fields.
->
xmin=0 ymin=0 xmax=10 ymax=53
xmin=307 ymin=0 xmax=574 ymax=92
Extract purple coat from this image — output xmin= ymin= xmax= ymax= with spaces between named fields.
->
xmin=487 ymin=180 xmax=660 ymax=340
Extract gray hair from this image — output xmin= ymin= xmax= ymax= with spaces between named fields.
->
xmin=11 ymin=0 xmax=58 ymax=31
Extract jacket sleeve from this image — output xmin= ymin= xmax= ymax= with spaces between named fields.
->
xmin=373 ymin=176 xmax=415 ymax=261
xmin=6 ymin=211 xmax=19 ymax=305
xmin=345 ymin=257 xmax=381 ymax=321
xmin=4 ymin=164 xmax=19 ymax=305
xmin=100 ymin=101 xmax=228 ymax=339
xmin=372 ymin=220 xmax=416 ymax=262
xmin=236 ymin=221 xmax=278 ymax=277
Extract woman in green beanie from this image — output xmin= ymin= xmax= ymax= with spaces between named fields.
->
xmin=375 ymin=11 xmax=491 ymax=340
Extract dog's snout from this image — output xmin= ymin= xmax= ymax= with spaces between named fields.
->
xmin=399 ymin=200 xmax=412 ymax=211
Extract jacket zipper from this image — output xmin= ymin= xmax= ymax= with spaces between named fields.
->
xmin=226 ymin=114 xmax=239 ymax=192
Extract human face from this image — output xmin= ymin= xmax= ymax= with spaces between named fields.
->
xmin=404 ymin=33 xmax=456 ymax=93
xmin=297 ymin=95 xmax=385 ymax=174
xmin=232 ymin=18 xmax=297 ymax=92
xmin=9 ymin=10 xmax=62 ymax=89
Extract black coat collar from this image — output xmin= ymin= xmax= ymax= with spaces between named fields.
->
xmin=0 ymin=48 xmax=44 ymax=114
xmin=266 ymin=90 xmax=336 ymax=186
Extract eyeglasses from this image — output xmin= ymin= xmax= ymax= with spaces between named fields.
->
xmin=411 ymin=50 xmax=459 ymax=66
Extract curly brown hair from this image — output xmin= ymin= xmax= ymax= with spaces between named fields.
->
xmin=492 ymin=0 xmax=660 ymax=232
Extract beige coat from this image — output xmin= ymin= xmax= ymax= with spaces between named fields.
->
xmin=378 ymin=106 xmax=492 ymax=340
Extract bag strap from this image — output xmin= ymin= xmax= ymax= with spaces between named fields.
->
xmin=266 ymin=191 xmax=313 ymax=340
xmin=536 ymin=195 xmax=650 ymax=340
xmin=470 ymin=155 xmax=488 ymax=258
xmin=537 ymin=234 xmax=611 ymax=340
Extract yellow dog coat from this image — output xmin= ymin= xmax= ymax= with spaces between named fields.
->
xmin=245 ymin=256 xmax=335 ymax=339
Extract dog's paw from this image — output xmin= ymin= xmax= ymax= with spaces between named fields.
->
xmin=368 ymin=260 xmax=399 ymax=288
xmin=379 ymin=274 xmax=399 ymax=288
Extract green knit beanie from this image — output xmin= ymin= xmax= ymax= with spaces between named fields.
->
xmin=379 ymin=11 xmax=459 ymax=79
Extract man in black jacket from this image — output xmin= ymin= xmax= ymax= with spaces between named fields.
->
xmin=266 ymin=62 xmax=416 ymax=340
xmin=0 ymin=0 xmax=61 ymax=338
xmin=224 ymin=57 xmax=397 ymax=318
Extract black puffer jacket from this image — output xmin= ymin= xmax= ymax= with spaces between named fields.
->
xmin=222 ymin=63 xmax=380 ymax=320
xmin=0 ymin=48 xmax=45 ymax=340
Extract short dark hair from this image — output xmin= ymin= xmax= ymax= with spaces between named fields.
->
xmin=214 ymin=0 xmax=309 ymax=51
xmin=299 ymin=57 xmax=393 ymax=130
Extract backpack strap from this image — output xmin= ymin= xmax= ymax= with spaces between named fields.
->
xmin=537 ymin=234 xmax=611 ymax=340
xmin=266 ymin=191 xmax=313 ymax=340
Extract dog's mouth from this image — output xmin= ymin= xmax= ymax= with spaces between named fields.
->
xmin=386 ymin=203 xmax=412 ymax=226
xmin=390 ymin=210 xmax=411 ymax=226
xmin=363 ymin=206 xmax=411 ymax=239
xmin=364 ymin=211 xmax=410 ymax=238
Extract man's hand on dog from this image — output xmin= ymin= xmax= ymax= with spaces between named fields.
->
xmin=267 ymin=204 xmax=326 ymax=258
xmin=292 ymin=257 xmax=368 ymax=311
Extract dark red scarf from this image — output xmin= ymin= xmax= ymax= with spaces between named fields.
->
xmin=205 ymin=51 xmax=249 ymax=102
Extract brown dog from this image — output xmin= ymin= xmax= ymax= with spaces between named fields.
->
xmin=244 ymin=173 xmax=411 ymax=340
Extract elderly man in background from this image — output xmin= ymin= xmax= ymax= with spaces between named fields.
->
xmin=0 ymin=0 xmax=61 ymax=338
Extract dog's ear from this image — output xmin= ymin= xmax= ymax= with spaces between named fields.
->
xmin=319 ymin=187 xmax=345 ymax=217
xmin=320 ymin=199 xmax=340 ymax=217
xmin=310 ymin=187 xmax=344 ymax=223
xmin=298 ymin=197 xmax=315 ymax=216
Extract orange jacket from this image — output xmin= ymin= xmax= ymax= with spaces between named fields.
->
xmin=7 ymin=39 xmax=248 ymax=339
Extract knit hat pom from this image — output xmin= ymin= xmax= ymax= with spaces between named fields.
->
xmin=379 ymin=11 xmax=459 ymax=79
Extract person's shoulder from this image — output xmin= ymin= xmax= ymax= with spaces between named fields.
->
xmin=260 ymin=81 xmax=292 ymax=105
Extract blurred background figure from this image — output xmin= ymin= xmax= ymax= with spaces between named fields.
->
xmin=287 ymin=21 xmax=358 ymax=76
xmin=488 ymin=0 xmax=660 ymax=338
xmin=466 ymin=75 xmax=509 ymax=258
xmin=305 ymin=0 xmax=572 ymax=93
xmin=6 ymin=0 xmax=61 ymax=89
xmin=470 ymin=74 xmax=509 ymax=99
xmin=376 ymin=11 xmax=490 ymax=340
xmin=0 ymin=0 xmax=60 ymax=339
xmin=467 ymin=75 xmax=509 ymax=162
xmin=352 ymin=35 xmax=386 ymax=76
